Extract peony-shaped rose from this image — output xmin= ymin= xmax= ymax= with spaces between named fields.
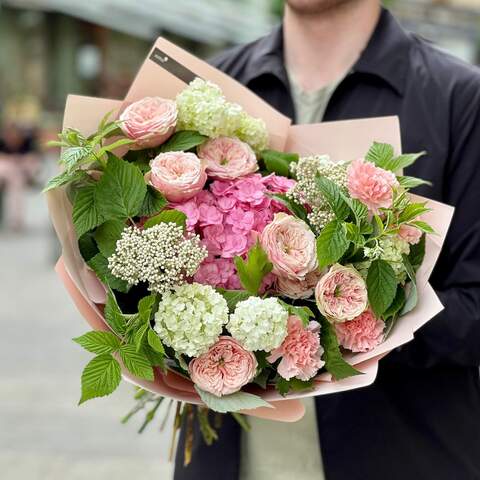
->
xmin=198 ymin=136 xmax=258 ymax=180
xmin=268 ymin=316 xmax=325 ymax=381
xmin=189 ymin=336 xmax=257 ymax=397
xmin=276 ymin=270 xmax=323 ymax=300
xmin=147 ymin=151 xmax=207 ymax=202
xmin=335 ymin=308 xmax=385 ymax=352
xmin=119 ymin=97 xmax=177 ymax=149
xmin=347 ymin=158 xmax=399 ymax=214
xmin=398 ymin=223 xmax=422 ymax=245
xmin=315 ymin=264 xmax=368 ymax=322
xmin=260 ymin=213 xmax=317 ymax=280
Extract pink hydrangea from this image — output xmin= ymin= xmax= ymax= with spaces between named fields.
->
xmin=399 ymin=224 xmax=422 ymax=245
xmin=189 ymin=336 xmax=258 ymax=397
xmin=268 ymin=315 xmax=325 ymax=381
xmin=335 ymin=309 xmax=385 ymax=352
xmin=347 ymin=158 xmax=399 ymax=214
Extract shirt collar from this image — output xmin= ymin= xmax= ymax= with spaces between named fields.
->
xmin=242 ymin=8 xmax=411 ymax=96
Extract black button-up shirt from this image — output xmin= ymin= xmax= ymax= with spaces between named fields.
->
xmin=176 ymin=9 xmax=480 ymax=480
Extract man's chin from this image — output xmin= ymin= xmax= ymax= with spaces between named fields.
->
xmin=286 ymin=0 xmax=359 ymax=16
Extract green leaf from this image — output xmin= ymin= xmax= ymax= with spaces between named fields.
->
xmin=104 ymin=292 xmax=127 ymax=335
xmin=411 ymin=220 xmax=435 ymax=234
xmin=252 ymin=369 xmax=270 ymax=389
xmin=97 ymin=138 xmax=135 ymax=157
xmin=133 ymin=322 xmax=149 ymax=352
xmin=234 ymin=242 xmax=273 ymax=295
xmin=320 ymin=317 xmax=362 ymax=379
xmin=87 ymin=253 xmax=130 ymax=293
xmin=398 ymin=202 xmax=430 ymax=224
xmin=95 ymin=154 xmax=147 ymax=221
xmin=94 ymin=219 xmax=125 ymax=257
xmin=365 ymin=142 xmax=394 ymax=168
xmin=382 ymin=152 xmax=426 ymax=172
xmin=119 ymin=344 xmax=154 ymax=381
xmin=260 ymin=149 xmax=299 ymax=177
xmin=61 ymin=145 xmax=93 ymax=172
xmin=73 ymin=331 xmax=121 ymax=355
xmin=401 ymin=255 xmax=418 ymax=315
xmin=72 ymin=185 xmax=103 ymax=238
xmin=43 ymin=169 xmax=88 ymax=192
xmin=408 ymin=234 xmax=426 ymax=271
xmin=217 ymin=289 xmax=252 ymax=312
xmin=143 ymin=209 xmax=187 ymax=230
xmin=275 ymin=377 xmax=314 ymax=396
xmin=366 ymin=259 xmax=398 ymax=317
xmin=316 ymin=220 xmax=349 ymax=269
xmin=231 ymin=412 xmax=251 ymax=432
xmin=138 ymin=186 xmax=167 ymax=217
xmin=79 ymin=354 xmax=121 ymax=404
xmin=397 ymin=175 xmax=433 ymax=189
xmin=268 ymin=193 xmax=309 ymax=222
xmin=278 ymin=300 xmax=315 ymax=327
xmin=78 ymin=232 xmax=99 ymax=262
xmin=159 ymin=130 xmax=207 ymax=152
xmin=383 ymin=286 xmax=406 ymax=319
xmin=345 ymin=197 xmax=369 ymax=225
xmin=147 ymin=329 xmax=165 ymax=355
xmin=138 ymin=294 xmax=157 ymax=322
xmin=195 ymin=387 xmax=272 ymax=413
xmin=315 ymin=176 xmax=351 ymax=220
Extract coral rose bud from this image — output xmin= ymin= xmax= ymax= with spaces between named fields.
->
xmin=189 ymin=336 xmax=257 ymax=397
xmin=120 ymin=96 xmax=177 ymax=149
xmin=147 ymin=151 xmax=207 ymax=202
xmin=198 ymin=136 xmax=258 ymax=180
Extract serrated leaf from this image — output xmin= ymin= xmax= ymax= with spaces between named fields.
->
xmin=275 ymin=377 xmax=314 ymax=396
xmin=62 ymin=145 xmax=93 ymax=172
xmin=104 ymin=292 xmax=127 ymax=335
xmin=401 ymin=255 xmax=418 ymax=315
xmin=43 ymin=169 xmax=88 ymax=192
xmin=398 ymin=202 xmax=430 ymax=224
xmin=234 ymin=242 xmax=273 ymax=295
xmin=78 ymin=232 xmax=99 ymax=262
xmin=382 ymin=152 xmax=426 ymax=172
xmin=278 ymin=300 xmax=315 ymax=327
xmin=94 ymin=219 xmax=125 ymax=257
xmin=320 ymin=317 xmax=362 ymax=380
xmin=383 ymin=286 xmax=406 ymax=319
xmin=138 ymin=294 xmax=157 ymax=322
xmin=79 ymin=354 xmax=121 ymax=404
xmin=159 ymin=130 xmax=207 ymax=152
xmin=316 ymin=176 xmax=351 ymax=220
xmin=72 ymin=185 xmax=103 ymax=238
xmin=345 ymin=197 xmax=369 ymax=224
xmin=95 ymin=154 xmax=146 ymax=220
xmin=143 ymin=209 xmax=187 ymax=230
xmin=87 ymin=253 xmax=130 ymax=293
xmin=397 ymin=175 xmax=433 ymax=189
xmin=316 ymin=220 xmax=349 ymax=269
xmin=366 ymin=259 xmax=398 ymax=317
xmin=147 ymin=329 xmax=165 ymax=354
xmin=119 ymin=344 xmax=154 ymax=381
xmin=408 ymin=234 xmax=426 ymax=271
xmin=133 ymin=322 xmax=149 ymax=352
xmin=138 ymin=186 xmax=167 ymax=217
xmin=97 ymin=138 xmax=135 ymax=156
xmin=195 ymin=387 xmax=272 ymax=413
xmin=411 ymin=220 xmax=435 ymax=234
xmin=73 ymin=331 xmax=121 ymax=354
xmin=268 ymin=193 xmax=309 ymax=222
xmin=217 ymin=289 xmax=252 ymax=312
xmin=365 ymin=142 xmax=394 ymax=168
xmin=260 ymin=149 xmax=298 ymax=177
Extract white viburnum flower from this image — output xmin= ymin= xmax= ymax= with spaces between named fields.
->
xmin=227 ymin=297 xmax=288 ymax=352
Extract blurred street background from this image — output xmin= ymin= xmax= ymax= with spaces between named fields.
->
xmin=0 ymin=0 xmax=479 ymax=479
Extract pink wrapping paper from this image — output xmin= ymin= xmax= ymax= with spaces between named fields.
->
xmin=47 ymin=37 xmax=454 ymax=419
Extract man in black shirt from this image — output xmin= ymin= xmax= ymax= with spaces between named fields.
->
xmin=176 ymin=2 xmax=480 ymax=479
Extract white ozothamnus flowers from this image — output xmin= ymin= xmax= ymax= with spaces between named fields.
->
xmin=154 ymin=283 xmax=229 ymax=357
xmin=176 ymin=78 xmax=268 ymax=152
xmin=108 ymin=223 xmax=207 ymax=294
xmin=227 ymin=297 xmax=289 ymax=352
xmin=289 ymin=155 xmax=348 ymax=234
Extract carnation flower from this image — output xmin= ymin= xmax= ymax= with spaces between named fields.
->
xmin=108 ymin=224 xmax=207 ymax=294
xmin=398 ymin=224 xmax=422 ymax=245
xmin=176 ymin=78 xmax=268 ymax=152
xmin=227 ymin=297 xmax=288 ymax=352
xmin=260 ymin=213 xmax=318 ymax=280
xmin=315 ymin=264 xmax=368 ymax=322
xmin=198 ymin=136 xmax=258 ymax=179
xmin=347 ymin=158 xmax=399 ymax=214
xmin=268 ymin=315 xmax=325 ymax=381
xmin=335 ymin=309 xmax=385 ymax=352
xmin=120 ymin=96 xmax=177 ymax=149
xmin=189 ymin=336 xmax=257 ymax=397
xmin=154 ymin=283 xmax=228 ymax=357
xmin=147 ymin=151 xmax=207 ymax=202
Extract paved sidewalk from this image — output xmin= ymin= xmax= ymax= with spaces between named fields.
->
xmin=0 ymin=189 xmax=174 ymax=480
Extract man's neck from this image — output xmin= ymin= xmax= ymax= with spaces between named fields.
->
xmin=284 ymin=1 xmax=381 ymax=91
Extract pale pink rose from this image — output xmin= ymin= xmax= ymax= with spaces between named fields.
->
xmin=276 ymin=269 xmax=323 ymax=299
xmin=119 ymin=97 xmax=177 ymax=149
xmin=347 ymin=158 xmax=399 ymax=214
xmin=198 ymin=136 xmax=258 ymax=180
xmin=260 ymin=213 xmax=318 ymax=280
xmin=268 ymin=316 xmax=324 ymax=381
xmin=315 ymin=264 xmax=368 ymax=322
xmin=335 ymin=309 xmax=385 ymax=352
xmin=148 ymin=152 xmax=207 ymax=202
xmin=399 ymin=224 xmax=422 ymax=245
xmin=189 ymin=336 xmax=257 ymax=397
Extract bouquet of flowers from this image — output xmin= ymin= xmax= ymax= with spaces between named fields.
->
xmin=45 ymin=38 xmax=453 ymax=460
